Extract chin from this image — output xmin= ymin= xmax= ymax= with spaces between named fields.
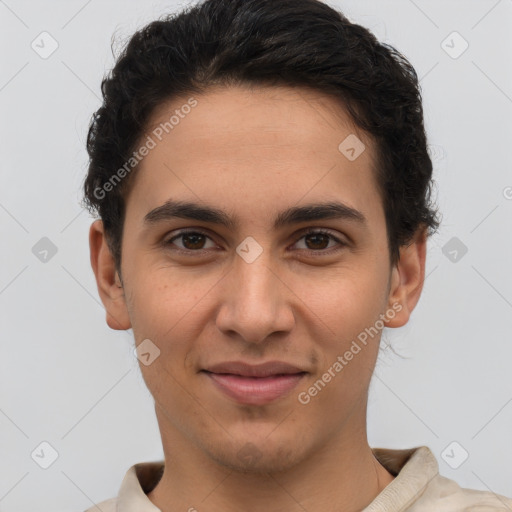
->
xmin=205 ymin=436 xmax=306 ymax=475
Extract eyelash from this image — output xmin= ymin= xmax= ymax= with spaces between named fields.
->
xmin=164 ymin=227 xmax=347 ymax=256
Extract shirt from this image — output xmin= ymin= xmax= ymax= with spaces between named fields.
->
xmin=84 ymin=445 xmax=512 ymax=511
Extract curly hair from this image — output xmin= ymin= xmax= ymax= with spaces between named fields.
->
xmin=83 ymin=0 xmax=440 ymax=272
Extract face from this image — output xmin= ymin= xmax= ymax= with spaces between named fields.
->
xmin=91 ymin=84 xmax=425 ymax=473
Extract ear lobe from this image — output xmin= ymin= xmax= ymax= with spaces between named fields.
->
xmin=89 ymin=220 xmax=131 ymax=331
xmin=384 ymin=226 xmax=427 ymax=328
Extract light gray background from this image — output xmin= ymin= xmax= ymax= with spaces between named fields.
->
xmin=1 ymin=0 xmax=511 ymax=510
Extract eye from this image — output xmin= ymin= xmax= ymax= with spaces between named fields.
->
xmin=292 ymin=228 xmax=346 ymax=254
xmin=164 ymin=229 xmax=217 ymax=253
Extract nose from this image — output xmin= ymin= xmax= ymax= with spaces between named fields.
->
xmin=215 ymin=250 xmax=295 ymax=345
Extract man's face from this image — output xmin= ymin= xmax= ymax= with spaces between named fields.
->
xmin=111 ymin=85 xmax=402 ymax=472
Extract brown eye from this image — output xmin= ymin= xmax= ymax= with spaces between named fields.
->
xmin=304 ymin=232 xmax=330 ymax=250
xmin=293 ymin=229 xmax=346 ymax=254
xmin=165 ymin=230 xmax=216 ymax=252
xmin=181 ymin=233 xmax=206 ymax=250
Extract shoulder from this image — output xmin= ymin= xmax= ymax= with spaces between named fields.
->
xmin=370 ymin=446 xmax=512 ymax=512
xmin=83 ymin=496 xmax=117 ymax=512
xmin=411 ymin=472 xmax=512 ymax=511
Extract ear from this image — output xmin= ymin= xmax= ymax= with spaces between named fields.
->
xmin=89 ymin=219 xmax=131 ymax=330
xmin=384 ymin=226 xmax=427 ymax=328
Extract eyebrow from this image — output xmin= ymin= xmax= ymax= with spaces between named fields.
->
xmin=143 ymin=199 xmax=367 ymax=230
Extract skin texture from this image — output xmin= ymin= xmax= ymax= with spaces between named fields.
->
xmin=90 ymin=84 xmax=427 ymax=512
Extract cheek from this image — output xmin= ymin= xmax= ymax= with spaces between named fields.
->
xmin=127 ymin=268 xmax=187 ymax=320
xmin=293 ymin=260 xmax=388 ymax=334
xmin=126 ymin=269 xmax=216 ymax=358
xmin=128 ymin=275 xmax=201 ymax=402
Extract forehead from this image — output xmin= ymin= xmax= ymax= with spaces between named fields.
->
xmin=146 ymin=84 xmax=371 ymax=159
xmin=125 ymin=84 xmax=383 ymax=230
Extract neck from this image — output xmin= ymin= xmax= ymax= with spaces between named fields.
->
xmin=147 ymin=406 xmax=395 ymax=512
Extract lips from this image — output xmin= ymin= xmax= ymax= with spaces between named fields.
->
xmin=204 ymin=361 xmax=306 ymax=377
xmin=202 ymin=361 xmax=307 ymax=405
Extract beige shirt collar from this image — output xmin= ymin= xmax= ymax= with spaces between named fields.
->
xmin=111 ymin=445 xmax=438 ymax=512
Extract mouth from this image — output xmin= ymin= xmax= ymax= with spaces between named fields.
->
xmin=201 ymin=361 xmax=308 ymax=405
